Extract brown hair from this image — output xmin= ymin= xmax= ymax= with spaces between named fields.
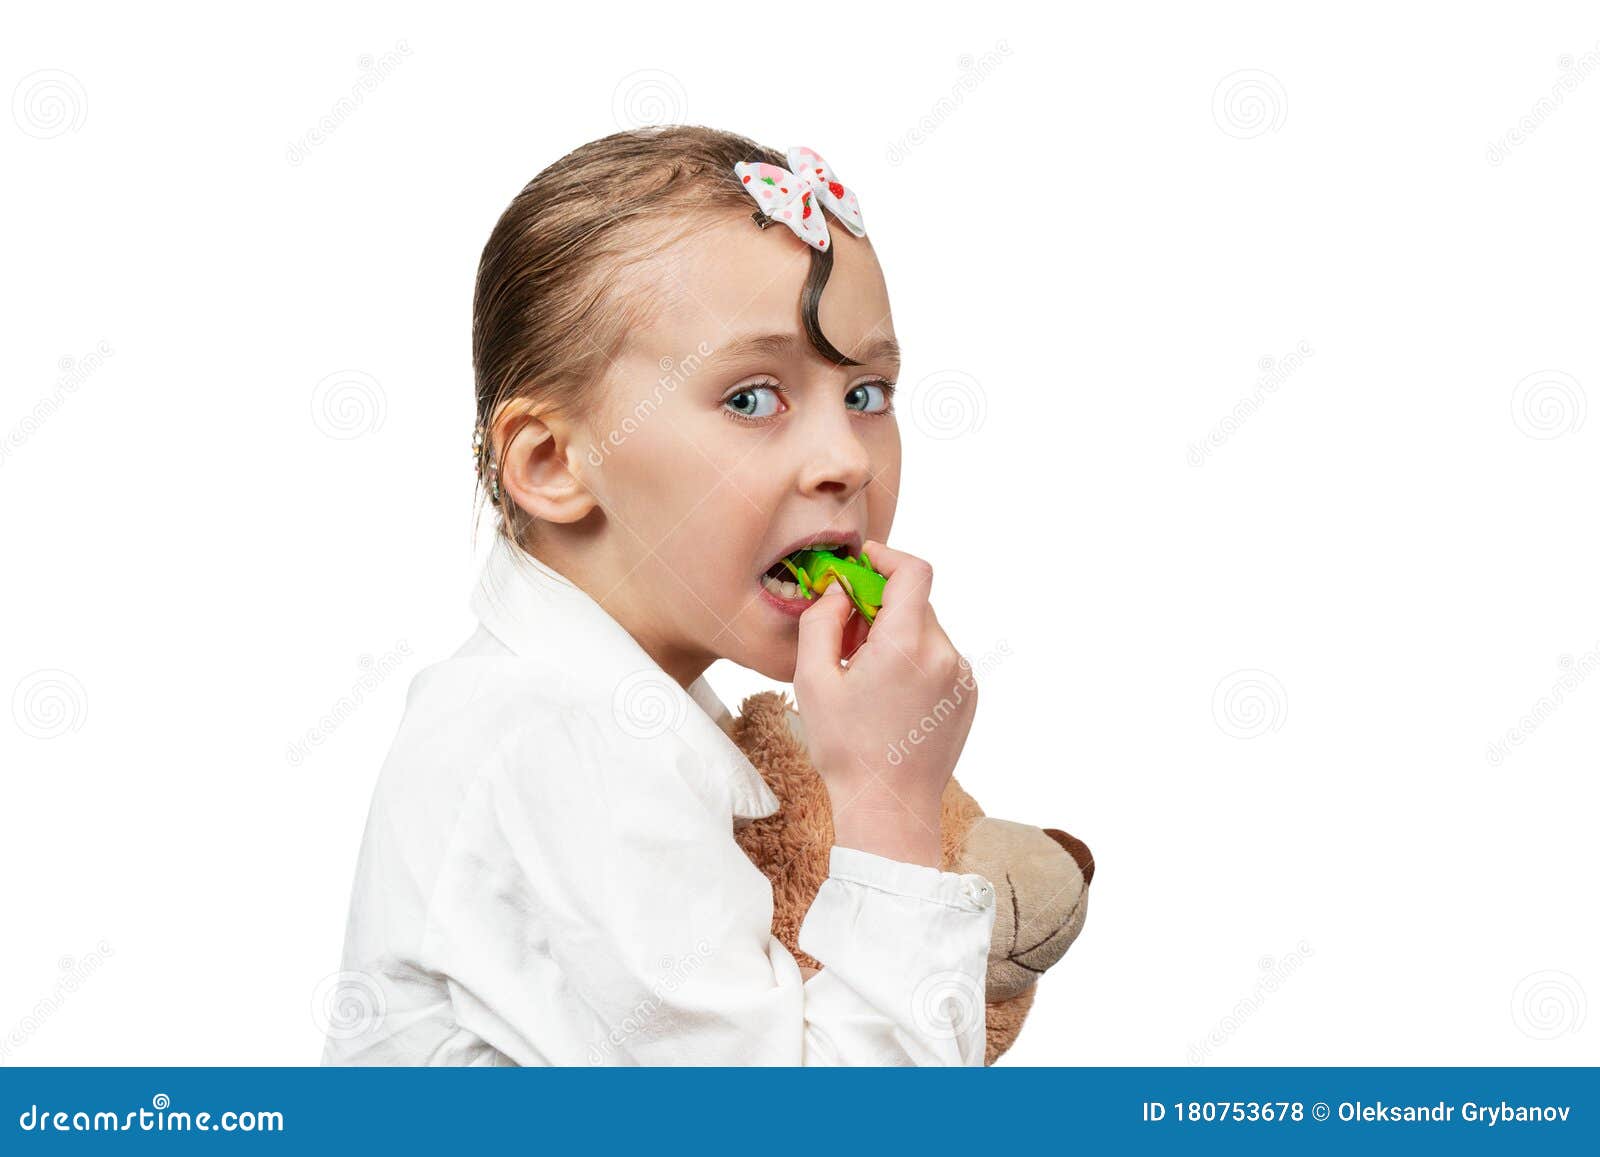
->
xmin=470 ymin=125 xmax=864 ymax=545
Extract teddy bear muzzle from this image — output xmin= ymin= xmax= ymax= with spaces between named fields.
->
xmin=955 ymin=817 xmax=1094 ymax=1003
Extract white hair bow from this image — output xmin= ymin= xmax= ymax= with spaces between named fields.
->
xmin=733 ymin=146 xmax=867 ymax=253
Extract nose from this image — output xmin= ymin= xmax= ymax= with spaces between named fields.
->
xmin=796 ymin=417 xmax=872 ymax=499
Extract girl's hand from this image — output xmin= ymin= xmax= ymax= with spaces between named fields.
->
xmin=792 ymin=541 xmax=979 ymax=868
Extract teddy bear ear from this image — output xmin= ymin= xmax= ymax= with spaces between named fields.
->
xmin=1043 ymin=828 xmax=1095 ymax=885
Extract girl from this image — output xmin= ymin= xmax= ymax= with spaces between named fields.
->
xmin=323 ymin=126 xmax=994 ymax=1066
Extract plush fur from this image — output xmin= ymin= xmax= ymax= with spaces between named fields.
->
xmin=723 ymin=690 xmax=1093 ymax=1064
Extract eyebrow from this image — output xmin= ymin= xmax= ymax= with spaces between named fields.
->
xmin=710 ymin=331 xmax=901 ymax=366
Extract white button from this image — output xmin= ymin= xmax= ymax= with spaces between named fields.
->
xmin=962 ymin=875 xmax=995 ymax=909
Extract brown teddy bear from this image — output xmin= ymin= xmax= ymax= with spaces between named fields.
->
xmin=722 ymin=690 xmax=1094 ymax=1064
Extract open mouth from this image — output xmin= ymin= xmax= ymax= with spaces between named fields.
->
xmin=755 ymin=531 xmax=862 ymax=605
xmin=758 ymin=544 xmax=845 ymax=601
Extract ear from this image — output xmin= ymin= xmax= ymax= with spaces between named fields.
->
xmin=492 ymin=398 xmax=599 ymax=525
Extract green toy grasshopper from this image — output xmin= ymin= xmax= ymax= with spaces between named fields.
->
xmin=779 ymin=548 xmax=888 ymax=623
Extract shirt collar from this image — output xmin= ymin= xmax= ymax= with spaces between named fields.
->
xmin=468 ymin=534 xmax=780 ymax=822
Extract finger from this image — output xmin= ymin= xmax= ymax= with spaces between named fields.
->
xmin=840 ymin=608 xmax=871 ymax=663
xmin=902 ymin=600 xmax=956 ymax=687
xmin=795 ymin=582 xmax=851 ymax=680
xmin=860 ymin=539 xmax=932 ymax=635
xmin=923 ymin=606 xmax=975 ymax=688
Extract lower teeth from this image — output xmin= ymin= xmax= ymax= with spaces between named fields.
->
xmin=760 ymin=573 xmax=804 ymax=600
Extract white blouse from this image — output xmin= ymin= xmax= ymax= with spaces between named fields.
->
xmin=321 ymin=535 xmax=997 ymax=1066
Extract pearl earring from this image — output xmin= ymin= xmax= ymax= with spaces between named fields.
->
xmin=472 ymin=421 xmax=502 ymax=506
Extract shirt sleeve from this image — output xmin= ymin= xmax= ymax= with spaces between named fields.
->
xmin=415 ymin=706 xmax=997 ymax=1066
xmin=797 ymin=844 xmax=998 ymax=1065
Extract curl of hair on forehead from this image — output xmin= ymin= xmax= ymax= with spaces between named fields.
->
xmin=799 ymin=243 xmax=862 ymax=368
xmin=471 ymin=126 xmax=869 ymax=547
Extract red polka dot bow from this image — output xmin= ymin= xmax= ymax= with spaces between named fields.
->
xmin=733 ymin=146 xmax=867 ymax=253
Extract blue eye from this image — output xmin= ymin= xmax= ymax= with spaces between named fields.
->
xmin=723 ymin=381 xmax=786 ymax=423
xmin=845 ymin=380 xmax=895 ymax=414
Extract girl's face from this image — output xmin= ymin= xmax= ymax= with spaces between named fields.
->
xmin=571 ymin=213 xmax=901 ymax=685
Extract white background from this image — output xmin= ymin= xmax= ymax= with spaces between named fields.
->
xmin=2 ymin=1 xmax=1596 ymax=1066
